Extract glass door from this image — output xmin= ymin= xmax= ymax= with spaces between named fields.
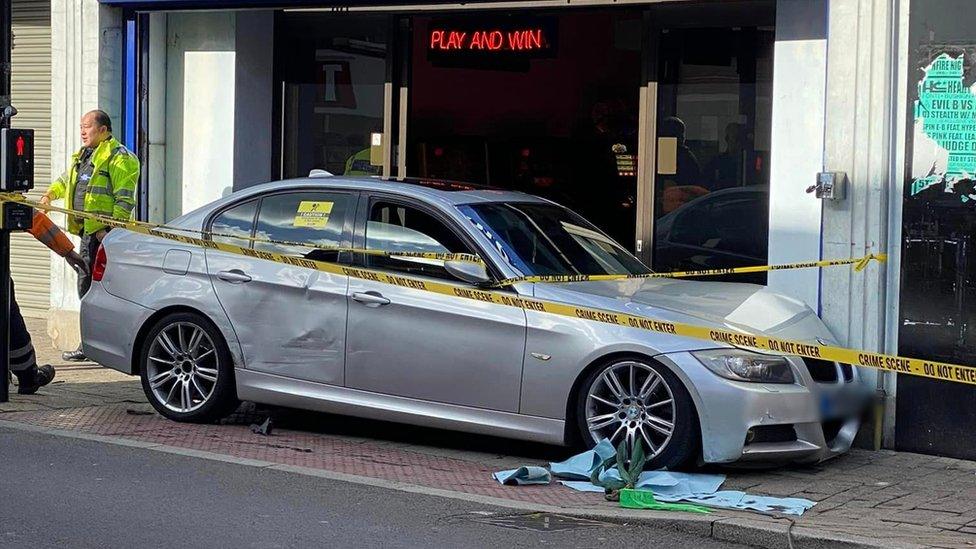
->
xmin=647 ymin=16 xmax=775 ymax=283
xmin=275 ymin=14 xmax=390 ymax=179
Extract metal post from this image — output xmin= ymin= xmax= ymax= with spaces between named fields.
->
xmin=0 ymin=0 xmax=12 ymax=403
xmin=0 ymin=228 xmax=8 ymax=405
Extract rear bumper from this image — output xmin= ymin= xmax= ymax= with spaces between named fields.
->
xmin=81 ymin=282 xmax=152 ymax=375
xmin=660 ymin=351 xmax=873 ymax=465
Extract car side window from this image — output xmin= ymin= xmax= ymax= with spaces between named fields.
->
xmin=253 ymin=191 xmax=354 ymax=260
xmin=211 ymin=199 xmax=258 ymax=247
xmin=365 ymin=201 xmax=474 ymax=280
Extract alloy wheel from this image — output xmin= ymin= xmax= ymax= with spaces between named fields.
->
xmin=585 ymin=360 xmax=677 ymax=458
xmin=145 ymin=322 xmax=220 ymax=413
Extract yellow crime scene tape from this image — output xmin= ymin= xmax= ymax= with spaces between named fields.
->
xmin=0 ymin=193 xmax=887 ymax=283
xmin=0 ymin=193 xmax=483 ymax=264
xmin=491 ymin=254 xmax=887 ymax=286
xmin=4 ymin=192 xmax=974 ymax=387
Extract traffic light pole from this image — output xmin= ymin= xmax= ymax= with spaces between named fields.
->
xmin=0 ymin=207 xmax=8 ymax=404
xmin=0 ymin=0 xmax=12 ymax=403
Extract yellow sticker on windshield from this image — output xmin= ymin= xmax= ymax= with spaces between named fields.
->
xmin=294 ymin=201 xmax=334 ymax=228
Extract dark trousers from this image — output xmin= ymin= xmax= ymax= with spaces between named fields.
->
xmin=77 ymin=233 xmax=99 ymax=299
xmin=9 ymin=278 xmax=36 ymax=373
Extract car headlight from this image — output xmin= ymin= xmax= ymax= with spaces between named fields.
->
xmin=693 ymin=349 xmax=795 ymax=384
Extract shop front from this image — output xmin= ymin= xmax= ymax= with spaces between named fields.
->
xmin=47 ymin=0 xmax=924 ymax=457
xmin=405 ymin=6 xmax=774 ymax=277
xmin=115 ymin=0 xmax=785 ymax=281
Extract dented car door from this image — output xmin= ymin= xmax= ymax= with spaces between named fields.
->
xmin=206 ymin=190 xmax=358 ymax=385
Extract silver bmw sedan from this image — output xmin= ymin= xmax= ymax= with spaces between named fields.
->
xmin=80 ymin=175 xmax=871 ymax=469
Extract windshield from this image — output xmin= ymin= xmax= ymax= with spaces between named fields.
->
xmin=458 ymin=202 xmax=651 ymax=277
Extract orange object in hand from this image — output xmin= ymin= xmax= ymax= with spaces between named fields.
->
xmin=29 ymin=210 xmax=74 ymax=257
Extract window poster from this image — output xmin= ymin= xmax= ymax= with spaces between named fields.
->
xmin=911 ymin=53 xmax=976 ymax=201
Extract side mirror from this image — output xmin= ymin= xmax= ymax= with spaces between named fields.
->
xmin=444 ymin=260 xmax=491 ymax=286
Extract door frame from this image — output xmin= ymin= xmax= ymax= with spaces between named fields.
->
xmin=635 ymin=8 xmax=659 ymax=266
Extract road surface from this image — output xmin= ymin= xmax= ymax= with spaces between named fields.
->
xmin=0 ymin=426 xmax=751 ymax=549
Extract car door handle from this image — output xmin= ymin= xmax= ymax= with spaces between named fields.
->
xmin=352 ymin=291 xmax=391 ymax=306
xmin=216 ymin=269 xmax=252 ymax=283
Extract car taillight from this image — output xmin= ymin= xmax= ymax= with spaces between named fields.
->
xmin=92 ymin=244 xmax=107 ymax=282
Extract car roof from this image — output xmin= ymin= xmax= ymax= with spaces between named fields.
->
xmin=166 ymin=175 xmax=555 ymax=232
xmin=234 ymin=176 xmax=549 ymax=207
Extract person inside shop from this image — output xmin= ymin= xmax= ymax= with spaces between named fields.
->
xmin=8 ymin=211 xmax=88 ymax=393
xmin=39 ymin=109 xmax=141 ymax=362
xmin=343 ymin=147 xmax=381 ymax=176
xmin=705 ymin=122 xmax=745 ymax=190
xmin=567 ymin=98 xmax=639 ymax=245
xmin=705 ymin=122 xmax=764 ymax=191
xmin=658 ymin=116 xmax=701 ymax=186
xmin=656 ymin=116 xmax=708 ymax=214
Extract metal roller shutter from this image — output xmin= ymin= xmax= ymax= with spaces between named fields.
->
xmin=10 ymin=0 xmax=52 ymax=317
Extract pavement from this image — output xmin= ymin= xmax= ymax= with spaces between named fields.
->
xmin=4 ymin=318 xmax=976 ymax=549
xmin=0 ymin=426 xmax=752 ymax=549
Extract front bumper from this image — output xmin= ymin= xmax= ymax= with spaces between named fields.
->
xmin=660 ymin=351 xmax=873 ymax=465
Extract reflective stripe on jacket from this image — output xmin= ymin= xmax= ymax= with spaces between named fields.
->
xmin=29 ymin=211 xmax=74 ymax=257
xmin=47 ymin=136 xmax=140 ymax=235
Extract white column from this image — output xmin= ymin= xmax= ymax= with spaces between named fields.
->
xmin=163 ymin=12 xmax=236 ymax=219
xmin=162 ymin=11 xmax=274 ymax=211
xmin=821 ymin=0 xmax=897 ymax=444
xmin=48 ymin=0 xmax=123 ymax=350
xmin=767 ymin=0 xmax=828 ymax=311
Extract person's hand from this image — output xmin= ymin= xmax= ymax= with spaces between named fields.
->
xmin=39 ymin=194 xmax=51 ymax=206
xmin=94 ymin=229 xmax=108 ymax=242
xmin=64 ymin=251 xmax=89 ymax=276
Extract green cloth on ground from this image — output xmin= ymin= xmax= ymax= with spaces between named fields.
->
xmin=619 ymin=489 xmax=712 ymax=514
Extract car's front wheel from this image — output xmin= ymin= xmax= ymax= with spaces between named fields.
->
xmin=139 ymin=312 xmax=238 ymax=423
xmin=576 ymin=357 xmax=698 ymax=470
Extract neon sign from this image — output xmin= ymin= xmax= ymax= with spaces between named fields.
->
xmin=426 ymin=18 xmax=557 ymax=67
xmin=429 ymin=28 xmax=548 ymax=52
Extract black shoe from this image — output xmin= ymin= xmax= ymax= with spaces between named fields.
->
xmin=62 ymin=349 xmax=88 ymax=362
xmin=15 ymin=365 xmax=56 ymax=395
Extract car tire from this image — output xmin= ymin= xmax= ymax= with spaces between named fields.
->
xmin=575 ymin=357 xmax=699 ymax=471
xmin=139 ymin=312 xmax=238 ymax=423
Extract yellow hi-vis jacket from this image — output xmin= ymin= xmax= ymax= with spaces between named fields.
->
xmin=47 ymin=136 xmax=140 ymax=235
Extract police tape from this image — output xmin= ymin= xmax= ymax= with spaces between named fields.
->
xmin=1 ymin=193 xmax=886 ymax=284
xmin=6 ymin=192 xmax=971 ymax=386
xmin=491 ymin=254 xmax=887 ymax=286
xmin=0 ymin=193 xmax=483 ymax=264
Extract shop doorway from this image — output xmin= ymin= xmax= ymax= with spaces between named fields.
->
xmin=650 ymin=11 xmax=775 ymax=283
xmin=408 ymin=10 xmax=644 ymax=250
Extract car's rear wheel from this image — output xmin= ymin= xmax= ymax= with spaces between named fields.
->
xmin=139 ymin=312 xmax=238 ymax=423
xmin=576 ymin=357 xmax=698 ymax=470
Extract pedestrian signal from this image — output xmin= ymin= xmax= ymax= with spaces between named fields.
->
xmin=1 ymin=129 xmax=34 ymax=192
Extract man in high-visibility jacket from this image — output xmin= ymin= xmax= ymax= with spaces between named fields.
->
xmin=9 ymin=211 xmax=88 ymax=393
xmin=40 ymin=109 xmax=140 ymax=362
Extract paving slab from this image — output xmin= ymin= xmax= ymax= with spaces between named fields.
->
xmin=4 ymin=320 xmax=976 ymax=548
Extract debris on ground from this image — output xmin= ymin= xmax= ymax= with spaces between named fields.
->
xmin=493 ymin=439 xmax=817 ymax=516
xmin=250 ymin=417 xmax=274 ymax=436
xmin=618 ymin=488 xmax=711 ymax=513
xmin=125 ymin=408 xmax=153 ymax=416
xmin=492 ymin=466 xmax=552 ymax=486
